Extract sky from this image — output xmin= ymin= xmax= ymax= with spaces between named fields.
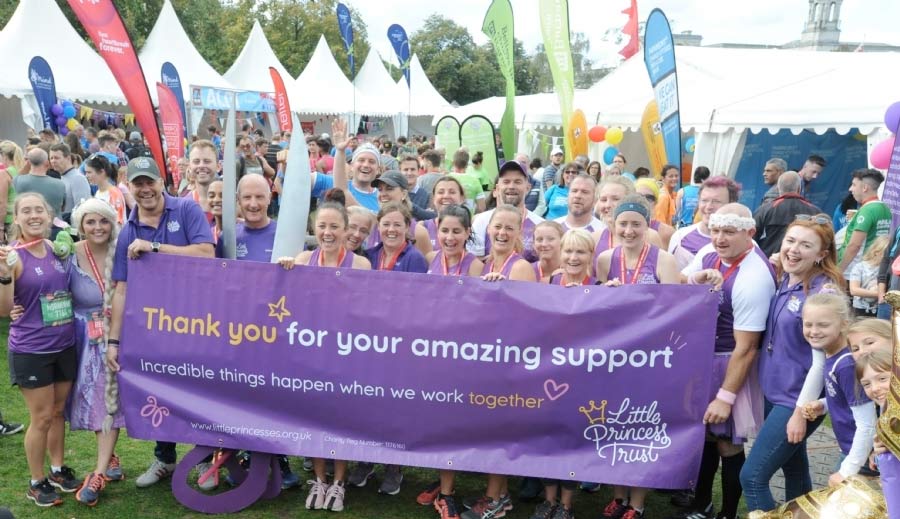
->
xmin=349 ymin=0 xmax=900 ymax=68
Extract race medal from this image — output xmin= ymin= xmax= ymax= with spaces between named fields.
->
xmin=87 ymin=311 xmax=104 ymax=344
xmin=5 ymin=249 xmax=17 ymax=267
xmin=39 ymin=290 xmax=74 ymax=326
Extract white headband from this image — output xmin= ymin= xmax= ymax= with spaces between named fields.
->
xmin=709 ymin=213 xmax=755 ymax=230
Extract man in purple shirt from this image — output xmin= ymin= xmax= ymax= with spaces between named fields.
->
xmin=106 ymin=157 xmax=214 ymax=489
xmin=216 ymin=175 xmax=277 ymax=262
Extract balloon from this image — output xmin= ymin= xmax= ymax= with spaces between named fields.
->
xmin=66 ymin=118 xmax=78 ymax=131
xmin=62 ymin=100 xmax=73 ymax=108
xmin=685 ymin=136 xmax=696 ymax=154
xmin=603 ymin=147 xmax=620 ymax=165
xmin=60 ymin=127 xmax=69 ymax=136
xmin=55 ymin=115 xmax=67 ymax=127
xmin=62 ymin=105 xmax=76 ymax=119
xmin=885 ymin=102 xmax=900 ymax=132
xmin=605 ymin=127 xmax=624 ymax=146
xmin=50 ymin=103 xmax=63 ymax=116
xmin=588 ymin=125 xmax=607 ymax=143
xmin=871 ymin=136 xmax=895 ymax=169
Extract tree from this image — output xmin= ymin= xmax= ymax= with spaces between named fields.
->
xmin=530 ymin=32 xmax=608 ymax=92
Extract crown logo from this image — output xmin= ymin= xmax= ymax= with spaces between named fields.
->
xmin=579 ymin=400 xmax=608 ymax=425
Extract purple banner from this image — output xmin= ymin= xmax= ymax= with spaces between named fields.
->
xmin=120 ymin=255 xmax=718 ymax=488
xmin=883 ymin=136 xmax=900 ymax=227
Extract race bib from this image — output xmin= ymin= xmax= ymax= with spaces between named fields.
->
xmin=39 ymin=291 xmax=74 ymax=327
xmin=87 ymin=311 xmax=104 ymax=344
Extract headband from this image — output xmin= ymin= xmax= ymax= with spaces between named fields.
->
xmin=709 ymin=213 xmax=755 ymax=230
xmin=352 ymin=143 xmax=379 ymax=162
xmin=614 ymin=202 xmax=650 ymax=223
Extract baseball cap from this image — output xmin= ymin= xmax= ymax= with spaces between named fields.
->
xmin=129 ymin=131 xmax=141 ymax=142
xmin=352 ymin=143 xmax=380 ymax=162
xmin=498 ymin=160 xmax=529 ymax=179
xmin=551 ymin=146 xmax=564 ymax=156
xmin=372 ymin=170 xmax=408 ymax=190
xmin=127 ymin=156 xmax=162 ymax=182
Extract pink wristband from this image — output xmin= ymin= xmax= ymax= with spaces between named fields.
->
xmin=716 ymin=388 xmax=737 ymax=405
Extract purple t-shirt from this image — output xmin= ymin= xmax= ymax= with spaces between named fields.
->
xmin=216 ymin=221 xmax=276 ymax=263
xmin=423 ymin=218 xmax=439 ymax=252
xmin=427 ymin=251 xmax=476 ymax=276
xmin=481 ymin=253 xmax=524 ymax=278
xmin=759 ymin=274 xmax=832 ymax=407
xmin=9 ymin=242 xmax=75 ymax=354
xmin=592 ymin=228 xmax=614 ymax=266
xmin=365 ymin=242 xmax=428 ymax=273
xmin=113 ymin=194 xmax=215 ymax=282
xmin=307 ymin=248 xmax=355 ymax=268
xmin=824 ymin=349 xmax=871 ymax=455
xmin=607 ymin=245 xmax=661 ymax=284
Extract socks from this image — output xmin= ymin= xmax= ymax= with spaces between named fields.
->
xmin=31 ymin=479 xmax=39 ymax=486
xmin=50 ymin=465 xmax=62 ymax=474
xmin=693 ymin=441 xmax=720 ymax=510
xmin=720 ymin=452 xmax=745 ymax=519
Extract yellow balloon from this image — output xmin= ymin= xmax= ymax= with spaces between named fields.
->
xmin=66 ymin=118 xmax=78 ymax=130
xmin=606 ymin=127 xmax=624 ymax=146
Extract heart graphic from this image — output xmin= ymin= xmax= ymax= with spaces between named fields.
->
xmin=543 ymin=379 xmax=570 ymax=401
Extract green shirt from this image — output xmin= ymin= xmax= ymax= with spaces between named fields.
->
xmin=450 ymin=172 xmax=485 ymax=212
xmin=838 ymin=199 xmax=892 ymax=262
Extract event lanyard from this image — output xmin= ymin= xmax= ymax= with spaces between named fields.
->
xmin=714 ymin=248 xmax=753 ymax=282
xmin=559 ymin=273 xmax=591 ymax=286
xmin=440 ymin=252 xmax=465 ymax=276
xmin=84 ymin=245 xmax=106 ymax=298
xmin=490 ymin=253 xmax=516 ymax=275
xmin=380 ymin=247 xmax=403 ymax=271
xmin=536 ymin=262 xmax=544 ymax=281
xmin=619 ymin=244 xmax=650 ymax=285
xmin=319 ymin=247 xmax=346 ymax=268
xmin=607 ymin=229 xmax=613 ymax=250
xmin=13 ymin=238 xmax=43 ymax=251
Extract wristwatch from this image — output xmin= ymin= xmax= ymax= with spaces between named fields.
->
xmin=151 ymin=241 xmax=161 ymax=253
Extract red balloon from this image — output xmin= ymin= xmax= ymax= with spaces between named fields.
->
xmin=588 ymin=126 xmax=607 ymax=143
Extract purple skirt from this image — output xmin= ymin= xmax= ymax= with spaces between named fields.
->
xmin=707 ymin=353 xmax=763 ymax=444
xmin=66 ymin=316 xmax=126 ymax=431
xmin=879 ymin=452 xmax=900 ymax=519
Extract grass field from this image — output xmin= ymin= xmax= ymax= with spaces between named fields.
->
xmin=0 ymin=317 xmax=735 ymax=519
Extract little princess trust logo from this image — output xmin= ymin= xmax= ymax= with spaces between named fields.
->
xmin=581 ymin=398 xmax=671 ymax=465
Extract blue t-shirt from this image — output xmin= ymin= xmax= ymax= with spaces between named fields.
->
xmin=312 ymin=173 xmax=379 ymax=213
xmin=113 ymin=194 xmax=214 ymax=282
xmin=824 ymin=349 xmax=871 ymax=455
xmin=544 ymin=185 xmax=570 ymax=220
xmin=216 ymin=221 xmax=276 ymax=262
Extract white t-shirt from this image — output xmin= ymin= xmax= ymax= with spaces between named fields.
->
xmin=554 ymin=215 xmax=605 ymax=232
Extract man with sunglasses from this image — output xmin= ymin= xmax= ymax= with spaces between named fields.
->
xmin=752 ymin=171 xmax=820 ymax=256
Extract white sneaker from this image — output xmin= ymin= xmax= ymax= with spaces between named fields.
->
xmin=324 ymin=481 xmax=346 ymax=512
xmin=196 ymin=462 xmax=218 ymax=490
xmin=135 ymin=460 xmax=176 ymax=488
xmin=306 ymin=479 xmax=328 ymax=510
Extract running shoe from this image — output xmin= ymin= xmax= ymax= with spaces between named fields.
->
xmin=347 ymin=462 xmax=375 ymax=487
xmin=580 ymin=481 xmax=602 ymax=493
xmin=26 ymin=479 xmax=62 ymax=507
xmin=0 ymin=421 xmax=24 ymax=435
xmin=378 ymin=465 xmax=403 ymax=495
xmin=461 ymin=498 xmax=506 ymax=519
xmin=279 ymin=456 xmax=300 ymax=490
xmin=135 ymin=459 xmax=176 ymax=488
xmin=49 ymin=466 xmax=81 ymax=493
xmin=302 ymin=458 xmax=313 ymax=472
xmin=498 ymin=494 xmax=513 ymax=512
xmin=601 ymin=498 xmax=629 ymax=519
xmin=519 ymin=477 xmax=544 ymax=502
xmin=551 ymin=505 xmax=574 ymax=519
xmin=665 ymin=503 xmax=715 ymax=519
xmin=196 ymin=461 xmax=218 ymax=491
xmin=435 ymin=495 xmax=461 ymax=519
xmin=529 ymin=500 xmax=557 ymax=519
xmin=417 ymin=480 xmax=442 ymax=505
xmin=463 ymin=495 xmax=492 ymax=510
xmin=306 ymin=479 xmax=328 ymax=510
xmin=670 ymin=490 xmax=695 ymax=508
xmin=76 ymin=473 xmax=107 ymax=506
xmin=104 ymin=453 xmax=125 ymax=481
xmin=323 ymin=480 xmax=346 ymax=512
xmin=621 ymin=507 xmax=643 ymax=519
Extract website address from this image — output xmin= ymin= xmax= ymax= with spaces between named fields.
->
xmin=190 ymin=422 xmax=303 ymax=442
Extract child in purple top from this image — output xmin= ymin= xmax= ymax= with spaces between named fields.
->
xmin=854 ymin=349 xmax=896 ymax=515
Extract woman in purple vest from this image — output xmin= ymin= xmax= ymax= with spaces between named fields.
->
xmin=0 ymin=193 xmax=78 ymax=507
xmin=740 ymin=214 xmax=844 ymax=512
xmin=418 ymin=176 xmax=467 ymax=253
xmin=592 ymin=178 xmax=664 ymax=267
xmin=425 ymin=204 xmax=482 ymax=277
xmin=550 ymin=229 xmax=596 ymax=286
xmin=366 ymin=203 xmax=428 ymax=274
xmin=481 ymin=204 xmax=536 ymax=282
xmin=533 ymin=221 xmax=564 ymax=283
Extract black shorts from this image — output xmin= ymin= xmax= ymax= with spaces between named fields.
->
xmin=8 ymin=347 xmax=77 ymax=389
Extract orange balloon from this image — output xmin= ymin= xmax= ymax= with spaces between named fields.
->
xmin=589 ymin=126 xmax=607 ymax=143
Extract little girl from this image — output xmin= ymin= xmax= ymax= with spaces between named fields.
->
xmin=855 ymin=349 xmax=897 ymax=516
xmin=848 ymin=236 xmax=888 ymax=317
xmin=846 ymin=318 xmax=891 ymax=357
xmin=800 ymin=293 xmax=877 ymax=486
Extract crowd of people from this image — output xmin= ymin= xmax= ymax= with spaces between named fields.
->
xmin=0 ymin=117 xmax=895 ymax=519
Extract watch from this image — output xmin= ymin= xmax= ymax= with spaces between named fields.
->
xmin=151 ymin=241 xmax=161 ymax=253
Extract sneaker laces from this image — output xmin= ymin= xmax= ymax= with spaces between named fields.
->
xmin=36 ymin=479 xmax=55 ymax=493
xmin=439 ymin=497 xmax=459 ymax=519
xmin=57 ymin=466 xmax=76 ymax=480
xmin=86 ymin=473 xmax=106 ymax=493
xmin=622 ymin=509 xmax=642 ymax=519
xmin=108 ymin=454 xmax=121 ymax=471
xmin=604 ymin=500 xmax=623 ymax=515
xmin=326 ymin=482 xmax=345 ymax=499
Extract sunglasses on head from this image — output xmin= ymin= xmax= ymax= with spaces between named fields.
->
xmin=643 ymin=194 xmax=657 ymax=203
xmin=794 ymin=214 xmax=830 ymax=225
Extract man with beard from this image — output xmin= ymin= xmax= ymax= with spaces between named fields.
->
xmin=106 ymin=157 xmax=214 ymax=489
xmin=186 ymin=140 xmax=219 ymax=223
xmin=468 ymin=161 xmax=544 ymax=261
xmin=555 ymin=175 xmax=602 ymax=232
xmin=311 ymin=119 xmax=380 ymax=212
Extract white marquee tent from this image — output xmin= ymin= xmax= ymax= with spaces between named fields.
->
xmin=224 ymin=20 xmax=300 ymax=109
xmin=292 ymin=35 xmax=354 ymax=116
xmin=396 ymin=54 xmax=452 ymax=136
xmin=352 ymin=50 xmax=407 ymax=136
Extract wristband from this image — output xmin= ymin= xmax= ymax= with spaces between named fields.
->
xmin=0 ymin=276 xmax=11 ymax=285
xmin=716 ymin=388 xmax=737 ymax=405
xmin=108 ymin=339 xmax=120 ymax=347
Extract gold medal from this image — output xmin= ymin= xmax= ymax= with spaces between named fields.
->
xmin=6 ymin=249 xmax=18 ymax=267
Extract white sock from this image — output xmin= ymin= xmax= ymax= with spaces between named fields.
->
xmin=50 ymin=465 xmax=62 ymax=473
xmin=31 ymin=479 xmax=39 ymax=486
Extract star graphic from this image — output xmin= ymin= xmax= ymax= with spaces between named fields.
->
xmin=267 ymin=296 xmax=291 ymax=323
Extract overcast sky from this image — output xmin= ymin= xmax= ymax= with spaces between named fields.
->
xmin=349 ymin=0 xmax=900 ymax=67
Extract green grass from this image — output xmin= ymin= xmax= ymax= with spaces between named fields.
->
xmin=0 ymin=316 xmax=732 ymax=519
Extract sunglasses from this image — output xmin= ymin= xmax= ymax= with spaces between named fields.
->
xmin=643 ymin=194 xmax=657 ymax=203
xmin=563 ymin=170 xmax=578 ymax=175
xmin=794 ymin=214 xmax=831 ymax=225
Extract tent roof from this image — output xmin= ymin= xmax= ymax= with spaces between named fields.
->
xmin=395 ymin=54 xmax=451 ymax=116
xmin=0 ymin=0 xmax=125 ymax=104
xmin=140 ymin=0 xmax=234 ymax=103
xmin=353 ymin=50 xmax=405 ymax=116
xmin=292 ymin=35 xmax=354 ymax=115
xmin=224 ymin=20 xmax=299 ymax=107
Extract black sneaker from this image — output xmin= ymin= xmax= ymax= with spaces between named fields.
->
xmin=49 ymin=466 xmax=81 ymax=493
xmin=665 ymin=503 xmax=715 ymax=519
xmin=670 ymin=489 xmax=695 ymax=508
xmin=0 ymin=421 xmax=24 ymax=435
xmin=27 ymin=479 xmax=62 ymax=507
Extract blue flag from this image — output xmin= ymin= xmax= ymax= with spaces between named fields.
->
xmin=161 ymin=62 xmax=187 ymax=137
xmin=336 ymin=3 xmax=355 ymax=77
xmin=387 ymin=23 xmax=411 ymax=86
xmin=28 ymin=56 xmax=58 ymax=132
xmin=643 ymin=9 xmax=682 ymax=179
